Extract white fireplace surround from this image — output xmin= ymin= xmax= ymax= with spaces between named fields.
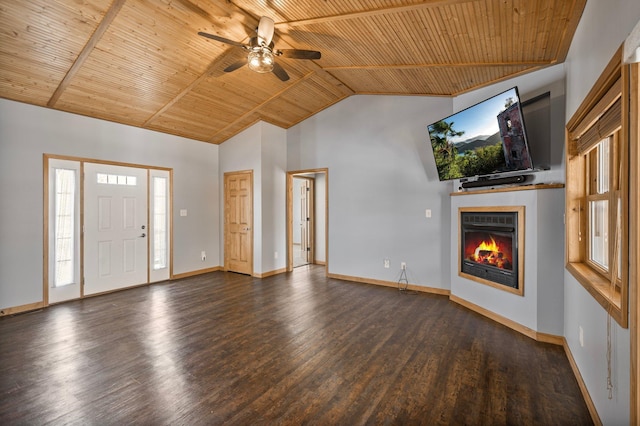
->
xmin=450 ymin=186 xmax=565 ymax=336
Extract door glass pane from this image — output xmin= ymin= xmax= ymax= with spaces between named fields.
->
xmin=97 ymin=173 xmax=137 ymax=186
xmin=153 ymin=177 xmax=167 ymax=270
xmin=589 ymin=199 xmax=609 ymax=270
xmin=54 ymin=169 xmax=76 ymax=287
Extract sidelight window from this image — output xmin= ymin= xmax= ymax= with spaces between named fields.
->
xmin=149 ymin=168 xmax=171 ymax=283
xmin=53 ymin=168 xmax=76 ymax=287
xmin=152 ymin=176 xmax=167 ymax=270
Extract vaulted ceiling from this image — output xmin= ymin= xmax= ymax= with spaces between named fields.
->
xmin=0 ymin=0 xmax=586 ymax=144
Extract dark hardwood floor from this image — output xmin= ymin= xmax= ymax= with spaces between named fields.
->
xmin=0 ymin=266 xmax=592 ymax=425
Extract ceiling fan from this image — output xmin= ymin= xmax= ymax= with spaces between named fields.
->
xmin=198 ymin=16 xmax=321 ymax=82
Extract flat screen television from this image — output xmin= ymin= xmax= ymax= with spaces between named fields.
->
xmin=428 ymin=87 xmax=534 ymax=181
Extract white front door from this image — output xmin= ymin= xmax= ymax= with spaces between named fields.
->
xmin=84 ymin=163 xmax=148 ymax=295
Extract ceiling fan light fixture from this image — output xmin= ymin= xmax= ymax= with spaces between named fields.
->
xmin=247 ymin=50 xmax=274 ymax=73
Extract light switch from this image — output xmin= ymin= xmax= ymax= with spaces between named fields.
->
xmin=425 ymin=209 xmax=432 ymax=218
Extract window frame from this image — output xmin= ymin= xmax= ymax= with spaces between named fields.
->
xmin=565 ymin=45 xmax=630 ymax=328
xmin=585 ymin=136 xmax=622 ymax=282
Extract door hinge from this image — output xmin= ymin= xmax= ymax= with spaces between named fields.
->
xmin=307 ymin=247 xmax=311 ymax=252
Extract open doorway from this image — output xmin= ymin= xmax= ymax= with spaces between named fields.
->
xmin=286 ymin=169 xmax=328 ymax=273
xmin=292 ymin=176 xmax=313 ymax=267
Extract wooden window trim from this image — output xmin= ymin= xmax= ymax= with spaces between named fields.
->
xmin=566 ymin=45 xmax=630 ymax=328
xmin=567 ymin=262 xmax=621 ymax=307
xmin=629 ymin=58 xmax=639 ymax=426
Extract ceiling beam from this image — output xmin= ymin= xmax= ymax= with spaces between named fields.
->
xmin=555 ymin=0 xmax=587 ymax=62
xmin=47 ymin=0 xmax=127 ymax=107
xmin=142 ymin=50 xmax=247 ymax=127
xmin=143 ymin=1 xmax=264 ymax=129
xmin=322 ymin=61 xmax=555 ymax=71
xmin=274 ymin=0 xmax=473 ymax=28
xmin=207 ymin=71 xmax=317 ymax=143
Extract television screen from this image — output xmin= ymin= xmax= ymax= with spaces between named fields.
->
xmin=428 ymin=87 xmax=534 ymax=181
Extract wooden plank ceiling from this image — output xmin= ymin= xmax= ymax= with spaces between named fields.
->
xmin=0 ymin=0 xmax=586 ymax=144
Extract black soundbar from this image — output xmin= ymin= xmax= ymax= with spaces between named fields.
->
xmin=461 ymin=175 xmax=526 ymax=189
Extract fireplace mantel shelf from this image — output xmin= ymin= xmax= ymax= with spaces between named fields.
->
xmin=450 ymin=183 xmax=564 ymax=196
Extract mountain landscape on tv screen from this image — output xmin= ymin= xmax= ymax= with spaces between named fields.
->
xmin=454 ymin=132 xmax=502 ymax=155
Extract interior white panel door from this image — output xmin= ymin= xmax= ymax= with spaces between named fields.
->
xmin=84 ymin=163 xmax=148 ymax=295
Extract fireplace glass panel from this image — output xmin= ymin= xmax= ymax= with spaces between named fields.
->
xmin=463 ymin=231 xmax=514 ymax=271
xmin=460 ymin=209 xmax=521 ymax=291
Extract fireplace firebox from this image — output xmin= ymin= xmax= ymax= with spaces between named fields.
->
xmin=459 ymin=206 xmax=525 ymax=296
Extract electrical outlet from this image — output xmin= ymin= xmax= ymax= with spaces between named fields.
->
xmin=384 ymin=259 xmax=390 ymax=268
xmin=401 ymin=262 xmax=406 ymax=270
xmin=274 ymin=251 xmax=278 ymax=259
xmin=201 ymin=251 xmax=206 ymax=261
xmin=579 ymin=326 xmax=584 ymax=347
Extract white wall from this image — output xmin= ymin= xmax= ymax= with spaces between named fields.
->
xmin=565 ymin=1 xmax=640 ymax=120
xmin=219 ymin=121 xmax=287 ymax=275
xmin=219 ymin=124 xmax=262 ymax=274
xmin=563 ymin=1 xmax=640 ymax=424
xmin=288 ymin=95 xmax=453 ymax=289
xmin=286 ymin=74 xmax=563 ymax=292
xmin=450 ymin=188 xmax=565 ymax=335
xmin=0 ymin=99 xmax=220 ymax=310
xmin=446 ymin=65 xmax=567 ymax=336
xmin=535 ymin=188 xmax=566 ymax=334
xmin=260 ymin=123 xmax=287 ymax=273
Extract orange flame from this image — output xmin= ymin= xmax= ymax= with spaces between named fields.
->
xmin=474 ymin=236 xmax=500 ymax=258
xmin=468 ymin=235 xmax=512 ymax=270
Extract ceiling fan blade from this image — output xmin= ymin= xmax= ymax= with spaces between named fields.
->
xmin=272 ymin=62 xmax=290 ymax=81
xmin=277 ymin=49 xmax=321 ymax=60
xmin=257 ymin=16 xmax=275 ymax=46
xmin=224 ymin=59 xmax=247 ymax=73
xmin=198 ymin=32 xmax=246 ymax=49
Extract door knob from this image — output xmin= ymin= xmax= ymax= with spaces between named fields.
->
xmin=140 ymin=233 xmax=146 ymax=238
